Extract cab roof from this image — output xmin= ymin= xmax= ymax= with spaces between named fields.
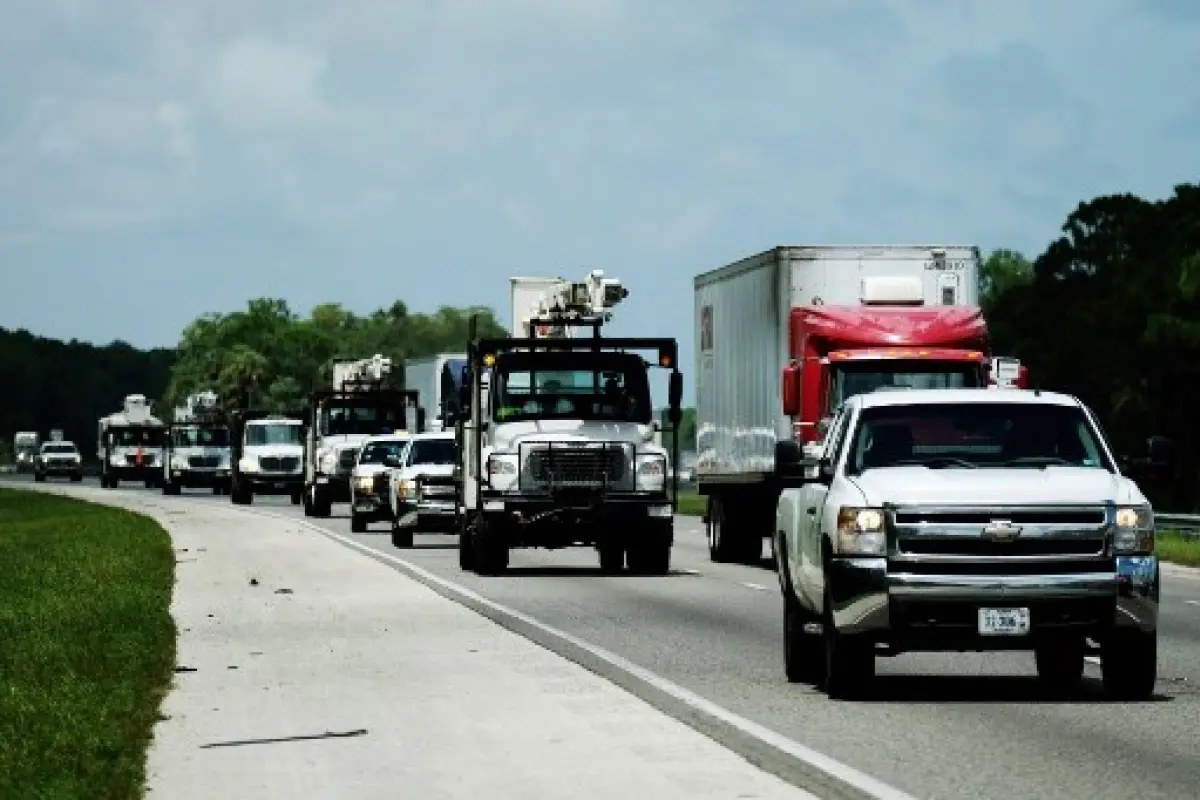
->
xmin=852 ymin=388 xmax=1082 ymax=410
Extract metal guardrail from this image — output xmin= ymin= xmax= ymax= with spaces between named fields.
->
xmin=1155 ymin=513 xmax=1200 ymax=537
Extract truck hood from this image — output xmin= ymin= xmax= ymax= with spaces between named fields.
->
xmin=352 ymin=462 xmax=393 ymax=479
xmin=394 ymin=463 xmax=455 ymax=481
xmin=243 ymin=444 xmax=303 ymax=458
xmin=848 ymin=467 xmax=1144 ymax=507
xmin=492 ymin=420 xmax=659 ymax=453
xmin=319 ymin=434 xmax=373 ymax=454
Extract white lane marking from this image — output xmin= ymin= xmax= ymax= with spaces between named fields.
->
xmin=1186 ymin=600 xmax=1199 ymax=606
xmin=239 ymin=505 xmax=916 ymax=800
xmin=741 ymin=582 xmax=770 ymax=592
xmin=678 ymin=568 xmax=703 ymax=576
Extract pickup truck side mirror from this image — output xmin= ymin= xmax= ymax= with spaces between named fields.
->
xmin=776 ymin=440 xmax=818 ymax=485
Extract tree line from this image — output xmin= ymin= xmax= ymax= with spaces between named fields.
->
xmin=3 ymin=183 xmax=1198 ymax=506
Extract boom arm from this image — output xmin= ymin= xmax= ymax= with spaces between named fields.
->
xmin=514 ymin=270 xmax=629 ymax=338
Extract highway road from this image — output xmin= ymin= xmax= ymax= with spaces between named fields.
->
xmin=7 ymin=475 xmax=1200 ymax=799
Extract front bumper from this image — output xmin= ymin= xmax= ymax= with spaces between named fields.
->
xmin=168 ymin=467 xmax=231 ymax=487
xmin=39 ymin=462 xmax=82 ymax=476
xmin=351 ymin=488 xmax=394 ymax=520
xmin=106 ymin=463 xmax=158 ymax=480
xmin=480 ymin=489 xmax=673 ymax=519
xmin=244 ymin=472 xmax=303 ymax=493
xmin=828 ymin=554 xmax=1158 ymax=646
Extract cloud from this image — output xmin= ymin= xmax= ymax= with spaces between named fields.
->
xmin=1 ymin=0 xmax=1198 ymax=369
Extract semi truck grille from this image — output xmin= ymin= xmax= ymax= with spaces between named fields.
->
xmin=259 ymin=456 xmax=299 ymax=472
xmin=519 ymin=443 xmax=632 ymax=491
xmin=188 ymin=455 xmax=220 ymax=468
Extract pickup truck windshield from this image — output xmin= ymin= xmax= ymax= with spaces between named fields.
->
xmin=42 ymin=444 xmax=78 ymax=454
xmin=846 ymin=402 xmax=1111 ymax=473
xmin=492 ymin=352 xmax=652 ymax=424
xmin=359 ymin=440 xmax=405 ymax=464
xmin=173 ymin=427 xmax=230 ymax=447
xmin=407 ymin=439 xmax=456 ymax=465
xmin=245 ymin=423 xmax=303 ymax=446
xmin=831 ymin=361 xmax=983 ymax=411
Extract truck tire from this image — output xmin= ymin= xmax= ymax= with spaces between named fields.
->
xmin=391 ymin=522 xmax=414 ymax=548
xmin=163 ymin=480 xmax=181 ymax=496
xmin=1034 ymin=637 xmax=1085 ymax=694
xmin=351 ymin=513 xmax=367 ymax=533
xmin=458 ymin=515 xmax=475 ymax=571
xmin=820 ymin=583 xmax=875 ymax=699
xmin=34 ymin=472 xmax=45 ymax=482
xmin=311 ymin=484 xmax=332 ymax=517
xmin=780 ymin=540 xmax=821 ymax=683
xmin=231 ymin=478 xmax=252 ymax=505
xmin=707 ymin=497 xmax=759 ymax=565
xmin=70 ymin=473 xmax=82 ymax=483
xmin=627 ymin=520 xmax=671 ymax=575
xmin=472 ymin=516 xmax=509 ymax=575
xmin=290 ymin=489 xmax=302 ymax=505
xmin=1101 ymin=630 xmax=1157 ymax=700
xmin=598 ymin=541 xmax=625 ymax=573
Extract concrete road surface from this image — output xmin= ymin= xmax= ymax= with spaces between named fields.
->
xmin=8 ymin=475 xmax=1200 ymax=798
xmin=11 ymin=481 xmax=818 ymax=800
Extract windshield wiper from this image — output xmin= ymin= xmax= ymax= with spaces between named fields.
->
xmin=887 ymin=458 xmax=978 ymax=469
xmin=998 ymin=456 xmax=1074 ymax=468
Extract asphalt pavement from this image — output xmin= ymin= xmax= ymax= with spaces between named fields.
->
xmin=7 ymin=474 xmax=1200 ymax=799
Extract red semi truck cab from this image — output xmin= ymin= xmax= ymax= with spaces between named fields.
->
xmin=781 ymin=305 xmax=1001 ymax=443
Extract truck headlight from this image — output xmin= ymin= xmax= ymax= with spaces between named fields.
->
xmin=486 ymin=454 xmax=518 ymax=489
xmin=1114 ymin=505 xmax=1154 ymax=553
xmin=636 ymin=455 xmax=666 ymax=491
xmin=835 ymin=507 xmax=886 ymax=555
xmin=239 ymin=457 xmax=260 ymax=473
xmin=354 ymin=475 xmax=375 ymax=492
xmin=171 ymin=455 xmax=188 ymax=470
xmin=395 ymin=477 xmax=414 ymax=500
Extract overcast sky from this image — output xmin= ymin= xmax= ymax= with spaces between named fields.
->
xmin=3 ymin=0 xmax=1199 ymax=374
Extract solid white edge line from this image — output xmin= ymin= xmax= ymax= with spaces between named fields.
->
xmin=240 ymin=506 xmax=916 ymax=800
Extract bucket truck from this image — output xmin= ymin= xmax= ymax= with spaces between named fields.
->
xmin=13 ymin=432 xmax=39 ymax=473
xmin=162 ymin=391 xmax=233 ymax=495
xmin=449 ymin=270 xmax=684 ymax=576
xmin=693 ymin=245 xmax=1028 ymax=565
xmin=97 ymin=394 xmax=166 ymax=488
xmin=301 ymin=353 xmax=423 ymax=517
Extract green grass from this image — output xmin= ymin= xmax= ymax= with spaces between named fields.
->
xmin=1157 ymin=529 xmax=1200 ymax=568
xmin=0 ymin=488 xmax=176 ymax=800
xmin=676 ymin=488 xmax=705 ymax=517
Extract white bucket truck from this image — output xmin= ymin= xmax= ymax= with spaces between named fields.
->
xmin=13 ymin=431 xmax=39 ymax=473
xmin=98 ymin=394 xmax=166 ymax=488
xmin=162 ymin=391 xmax=234 ymax=495
xmin=451 ymin=271 xmax=685 ymax=576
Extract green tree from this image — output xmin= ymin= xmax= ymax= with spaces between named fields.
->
xmin=980 ymin=248 xmax=1033 ymax=312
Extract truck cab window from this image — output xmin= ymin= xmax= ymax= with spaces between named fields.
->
xmin=831 ymin=362 xmax=982 ymax=410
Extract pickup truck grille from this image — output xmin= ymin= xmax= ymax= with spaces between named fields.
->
xmin=888 ymin=504 xmax=1112 ymax=574
xmin=419 ymin=476 xmax=455 ymax=498
xmin=259 ymin=456 xmax=299 ymax=472
xmin=519 ymin=443 xmax=632 ymax=491
xmin=188 ymin=455 xmax=220 ymax=468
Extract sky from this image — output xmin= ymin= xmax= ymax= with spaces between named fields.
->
xmin=3 ymin=0 xmax=1199 ymax=389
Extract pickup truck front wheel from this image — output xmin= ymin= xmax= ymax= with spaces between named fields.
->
xmin=1102 ymin=630 xmax=1157 ymax=700
xmin=820 ymin=585 xmax=875 ymax=700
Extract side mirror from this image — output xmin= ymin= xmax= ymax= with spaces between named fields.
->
xmin=775 ymin=440 xmax=804 ymax=476
xmin=668 ymin=371 xmax=683 ymax=409
xmin=781 ymin=365 xmax=801 ymax=416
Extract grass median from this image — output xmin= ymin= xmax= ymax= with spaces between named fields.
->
xmin=676 ymin=488 xmax=705 ymax=517
xmin=0 ymin=488 xmax=176 ymax=799
xmin=1156 ymin=529 xmax=1200 ymax=568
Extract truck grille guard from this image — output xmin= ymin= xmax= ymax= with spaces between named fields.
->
xmin=516 ymin=440 xmax=635 ymax=493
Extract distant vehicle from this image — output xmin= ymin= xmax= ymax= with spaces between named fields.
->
xmin=13 ymin=431 xmax=39 ymax=473
xmin=347 ymin=432 xmax=412 ymax=534
xmin=98 ymin=394 xmax=165 ymax=489
xmin=405 ymin=353 xmax=468 ymax=432
xmin=163 ymin=391 xmax=233 ymax=495
xmin=229 ymin=412 xmax=305 ymax=505
xmin=386 ymin=431 xmax=457 ymax=547
xmin=775 ymin=387 xmax=1167 ymax=701
xmin=34 ymin=440 xmax=83 ymax=482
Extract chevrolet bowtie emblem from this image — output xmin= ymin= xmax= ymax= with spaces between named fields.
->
xmin=982 ymin=520 xmax=1022 ymax=541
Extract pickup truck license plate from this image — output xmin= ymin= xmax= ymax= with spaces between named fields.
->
xmin=978 ymin=607 xmax=1030 ymax=635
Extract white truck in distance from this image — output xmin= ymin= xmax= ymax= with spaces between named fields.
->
xmin=13 ymin=432 xmax=39 ymax=473
xmin=453 ymin=271 xmax=684 ymax=576
xmin=34 ymin=439 xmax=83 ymax=482
xmin=302 ymin=354 xmax=422 ymax=517
xmin=774 ymin=388 xmax=1168 ymax=701
xmin=347 ymin=432 xmax=410 ymax=534
xmin=387 ymin=431 xmax=458 ymax=547
xmin=163 ymin=391 xmax=233 ymax=495
xmin=98 ymin=394 xmax=166 ymax=488
xmin=230 ymin=414 xmax=305 ymax=505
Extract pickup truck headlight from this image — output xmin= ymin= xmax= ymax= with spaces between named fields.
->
xmin=636 ymin=455 xmax=666 ymax=491
xmin=354 ymin=475 xmax=375 ymax=492
xmin=487 ymin=454 xmax=518 ymax=489
xmin=835 ymin=507 xmax=886 ymax=555
xmin=395 ymin=477 xmax=414 ymax=501
xmin=1114 ymin=504 xmax=1154 ymax=553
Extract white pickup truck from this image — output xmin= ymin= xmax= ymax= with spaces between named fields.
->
xmin=775 ymin=388 xmax=1167 ymax=701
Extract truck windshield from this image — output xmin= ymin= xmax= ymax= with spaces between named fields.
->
xmin=407 ymin=438 xmax=456 ymax=465
xmin=111 ymin=428 xmax=163 ymax=446
xmin=245 ymin=423 xmax=303 ymax=446
xmin=173 ymin=427 xmax=230 ymax=447
xmin=42 ymin=444 xmax=78 ymax=454
xmin=845 ymin=402 xmax=1112 ymax=474
xmin=831 ymin=361 xmax=982 ymax=411
xmin=319 ymin=403 xmax=406 ymax=435
xmin=359 ymin=440 xmax=406 ymax=464
xmin=491 ymin=352 xmax=652 ymax=424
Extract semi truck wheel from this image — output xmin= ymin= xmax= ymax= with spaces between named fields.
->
xmin=627 ymin=520 xmax=671 ymax=575
xmin=472 ymin=516 xmax=509 ymax=575
xmin=351 ymin=512 xmax=367 ymax=533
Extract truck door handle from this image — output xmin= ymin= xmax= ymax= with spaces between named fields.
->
xmin=806 ymin=507 xmax=817 ymax=515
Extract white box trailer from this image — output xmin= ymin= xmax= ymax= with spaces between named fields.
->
xmin=405 ymin=352 xmax=468 ymax=432
xmin=694 ymin=244 xmax=986 ymax=564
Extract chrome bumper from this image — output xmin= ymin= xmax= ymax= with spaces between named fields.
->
xmin=828 ymin=555 xmax=1159 ymax=636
